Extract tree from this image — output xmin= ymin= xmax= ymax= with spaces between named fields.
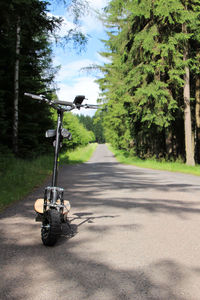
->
xmin=62 ymin=113 xmax=95 ymax=149
xmin=0 ymin=0 xmax=89 ymax=157
xmin=0 ymin=0 xmax=60 ymax=155
xmin=182 ymin=21 xmax=195 ymax=165
xmin=13 ymin=15 xmax=21 ymax=154
xmin=77 ymin=114 xmax=105 ymax=143
xmin=98 ymin=0 xmax=200 ymax=164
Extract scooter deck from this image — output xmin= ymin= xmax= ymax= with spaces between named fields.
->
xmin=34 ymin=198 xmax=70 ymax=214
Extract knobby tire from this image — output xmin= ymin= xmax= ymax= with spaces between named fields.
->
xmin=41 ymin=209 xmax=61 ymax=246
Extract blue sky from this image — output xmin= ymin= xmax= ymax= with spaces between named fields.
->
xmin=49 ymin=0 xmax=109 ymax=116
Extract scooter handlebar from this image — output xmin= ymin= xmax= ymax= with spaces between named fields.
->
xmin=24 ymin=93 xmax=100 ymax=110
xmin=24 ymin=93 xmax=74 ymax=107
xmin=84 ymin=104 xmax=100 ymax=109
xmin=24 ymin=93 xmax=44 ymax=101
xmin=53 ymin=100 xmax=74 ymax=107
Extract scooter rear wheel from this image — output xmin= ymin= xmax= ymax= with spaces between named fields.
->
xmin=41 ymin=209 xmax=61 ymax=246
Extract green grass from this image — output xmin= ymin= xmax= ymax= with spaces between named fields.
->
xmin=60 ymin=143 xmax=97 ymax=164
xmin=0 ymin=154 xmax=53 ymax=211
xmin=0 ymin=143 xmax=97 ymax=211
xmin=108 ymin=144 xmax=200 ymax=176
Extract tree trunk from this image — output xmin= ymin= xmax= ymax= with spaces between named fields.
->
xmin=182 ymin=23 xmax=195 ymax=166
xmin=165 ymin=129 xmax=173 ymax=159
xmin=13 ymin=16 xmax=21 ymax=155
xmin=195 ymin=77 xmax=200 ymax=162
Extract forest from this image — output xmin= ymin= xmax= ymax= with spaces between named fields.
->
xmin=0 ymin=0 xmax=94 ymax=159
xmin=97 ymin=0 xmax=200 ymax=166
xmin=1 ymin=0 xmax=200 ymax=167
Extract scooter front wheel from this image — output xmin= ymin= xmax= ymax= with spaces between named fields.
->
xmin=41 ymin=209 xmax=61 ymax=246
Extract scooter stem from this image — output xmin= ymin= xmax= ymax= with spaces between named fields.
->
xmin=52 ymin=110 xmax=63 ymax=187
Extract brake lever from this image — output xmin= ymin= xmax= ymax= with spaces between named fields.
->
xmin=84 ymin=104 xmax=100 ymax=109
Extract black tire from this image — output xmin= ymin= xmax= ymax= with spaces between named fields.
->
xmin=41 ymin=209 xmax=61 ymax=246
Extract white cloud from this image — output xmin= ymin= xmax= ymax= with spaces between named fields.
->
xmin=80 ymin=0 xmax=109 ymax=34
xmin=87 ymin=0 xmax=109 ymax=10
xmin=49 ymin=0 xmax=109 ymax=36
xmin=55 ymin=58 xmax=99 ymax=82
xmin=47 ymin=12 xmax=76 ymax=37
xmin=57 ymin=18 xmax=76 ymax=37
xmin=80 ymin=16 xmax=103 ymax=34
xmin=49 ymin=1 xmax=109 ymax=116
xmin=95 ymin=52 xmax=111 ymax=64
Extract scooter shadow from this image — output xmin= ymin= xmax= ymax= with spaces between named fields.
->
xmin=58 ymin=212 xmax=119 ymax=246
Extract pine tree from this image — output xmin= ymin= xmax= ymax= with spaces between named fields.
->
xmin=0 ymin=0 xmax=89 ymax=157
xmin=98 ymin=0 xmax=200 ymax=164
xmin=13 ymin=15 xmax=21 ymax=154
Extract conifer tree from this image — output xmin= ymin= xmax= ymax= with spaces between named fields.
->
xmin=98 ymin=0 xmax=200 ymax=164
xmin=0 ymin=0 xmax=89 ymax=157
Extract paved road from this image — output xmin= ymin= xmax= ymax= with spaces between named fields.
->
xmin=1 ymin=144 xmax=200 ymax=300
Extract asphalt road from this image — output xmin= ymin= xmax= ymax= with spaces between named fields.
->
xmin=1 ymin=144 xmax=200 ymax=300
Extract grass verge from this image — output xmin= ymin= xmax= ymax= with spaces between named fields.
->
xmin=0 ymin=143 xmax=97 ymax=212
xmin=60 ymin=143 xmax=97 ymax=164
xmin=108 ymin=144 xmax=200 ymax=176
xmin=0 ymin=154 xmax=53 ymax=212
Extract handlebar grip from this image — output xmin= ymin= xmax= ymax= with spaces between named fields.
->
xmin=84 ymin=104 xmax=100 ymax=109
xmin=24 ymin=93 xmax=43 ymax=100
xmin=54 ymin=100 xmax=74 ymax=107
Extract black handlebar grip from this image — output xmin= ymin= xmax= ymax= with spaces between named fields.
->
xmin=54 ymin=100 xmax=74 ymax=107
xmin=24 ymin=93 xmax=43 ymax=100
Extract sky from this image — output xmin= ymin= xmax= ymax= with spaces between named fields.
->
xmin=49 ymin=0 xmax=109 ymax=116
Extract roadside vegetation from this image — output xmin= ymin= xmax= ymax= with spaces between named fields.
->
xmin=0 ymin=0 xmax=98 ymax=212
xmin=109 ymin=145 xmax=200 ymax=177
xmin=3 ymin=1 xmax=200 ymax=209
xmin=98 ymin=0 xmax=200 ymax=167
xmin=0 ymin=143 xmax=97 ymax=212
xmin=60 ymin=143 xmax=97 ymax=164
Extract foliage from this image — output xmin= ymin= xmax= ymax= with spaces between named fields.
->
xmin=0 ymin=151 xmax=53 ymax=211
xmin=62 ymin=112 xmax=95 ymax=149
xmin=0 ymin=0 xmax=90 ymax=158
xmin=48 ymin=109 xmax=95 ymax=151
xmin=97 ymin=0 xmax=200 ymax=163
xmin=109 ymin=144 xmax=200 ymax=176
xmin=60 ymin=143 xmax=97 ymax=164
xmin=0 ymin=143 xmax=97 ymax=212
xmin=0 ymin=0 xmax=60 ymax=157
xmin=77 ymin=113 xmax=106 ymax=143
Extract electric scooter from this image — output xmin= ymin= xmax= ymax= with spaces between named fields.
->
xmin=24 ymin=93 xmax=98 ymax=246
